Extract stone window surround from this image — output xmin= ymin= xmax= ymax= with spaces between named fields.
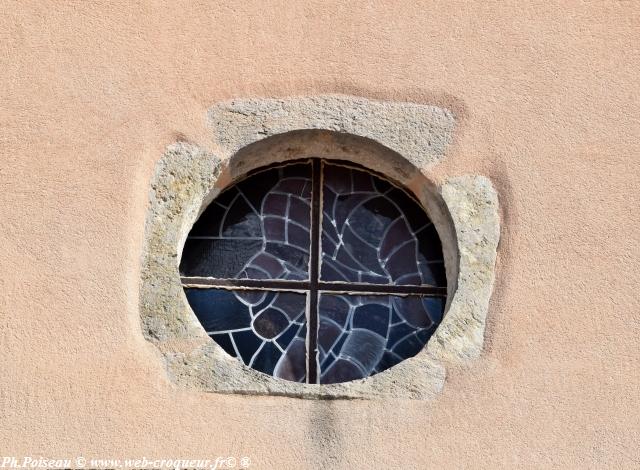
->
xmin=140 ymin=95 xmax=500 ymax=400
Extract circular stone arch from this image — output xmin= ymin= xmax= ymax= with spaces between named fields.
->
xmin=140 ymin=96 xmax=499 ymax=400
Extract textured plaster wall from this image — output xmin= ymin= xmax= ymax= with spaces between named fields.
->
xmin=1 ymin=2 xmax=639 ymax=468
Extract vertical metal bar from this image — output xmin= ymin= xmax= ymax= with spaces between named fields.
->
xmin=307 ymin=158 xmax=322 ymax=384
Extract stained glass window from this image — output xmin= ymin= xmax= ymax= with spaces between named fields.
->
xmin=180 ymin=159 xmax=447 ymax=384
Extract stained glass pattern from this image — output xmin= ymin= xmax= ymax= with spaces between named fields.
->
xmin=180 ymin=163 xmax=312 ymax=280
xmin=181 ymin=159 xmax=448 ymax=384
xmin=184 ymin=288 xmax=307 ymax=382
xmin=318 ymin=294 xmax=444 ymax=384
xmin=321 ymin=163 xmax=446 ymax=286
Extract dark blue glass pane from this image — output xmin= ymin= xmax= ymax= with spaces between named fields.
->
xmin=233 ymin=330 xmax=263 ymax=363
xmin=184 ymin=288 xmax=307 ymax=383
xmin=184 ymin=289 xmax=251 ymax=332
xmin=180 ymin=162 xmax=312 ymax=280
xmin=318 ymin=293 xmax=443 ymax=384
xmin=320 ymin=163 xmax=446 ymax=287
xmin=251 ymin=342 xmax=282 ymax=376
xmin=210 ymin=333 xmax=235 ymax=357
xmin=276 ymin=323 xmax=299 ymax=349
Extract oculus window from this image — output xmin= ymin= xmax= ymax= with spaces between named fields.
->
xmin=180 ymin=159 xmax=447 ymax=384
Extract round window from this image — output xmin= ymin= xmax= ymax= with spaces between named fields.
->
xmin=180 ymin=159 xmax=447 ymax=384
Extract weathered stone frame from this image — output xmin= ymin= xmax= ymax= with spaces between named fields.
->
xmin=140 ymin=96 xmax=500 ymax=399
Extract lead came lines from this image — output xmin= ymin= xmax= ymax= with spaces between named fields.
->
xmin=180 ymin=159 xmax=447 ymax=384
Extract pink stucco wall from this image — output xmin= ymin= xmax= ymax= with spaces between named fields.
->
xmin=1 ymin=2 xmax=639 ymax=468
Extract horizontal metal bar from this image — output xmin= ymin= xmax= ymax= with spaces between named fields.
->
xmin=181 ymin=277 xmax=311 ymax=290
xmin=180 ymin=277 xmax=447 ymax=297
xmin=319 ymin=282 xmax=447 ymax=297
